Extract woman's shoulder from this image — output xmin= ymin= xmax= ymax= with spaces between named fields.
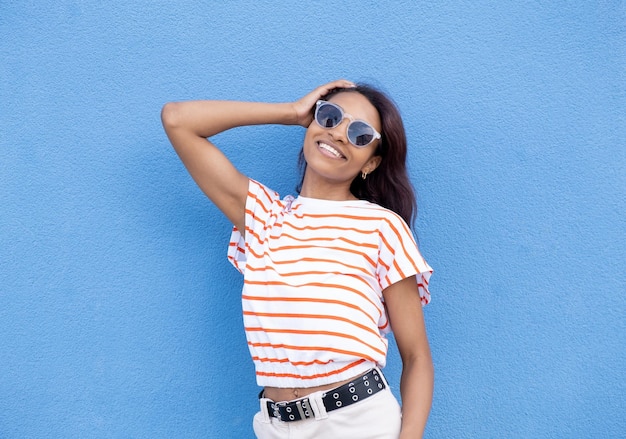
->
xmin=320 ymin=198 xmax=412 ymax=233
xmin=356 ymin=200 xmax=411 ymax=227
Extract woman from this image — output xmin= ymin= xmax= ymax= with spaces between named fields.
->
xmin=161 ymin=79 xmax=433 ymax=438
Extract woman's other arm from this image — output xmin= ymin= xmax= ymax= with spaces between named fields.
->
xmin=383 ymin=275 xmax=434 ymax=439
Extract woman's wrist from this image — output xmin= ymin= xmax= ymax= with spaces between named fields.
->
xmin=399 ymin=423 xmax=425 ymax=439
xmin=278 ymin=102 xmax=303 ymax=126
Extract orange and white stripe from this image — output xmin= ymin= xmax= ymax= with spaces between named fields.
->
xmin=228 ymin=179 xmax=432 ymax=388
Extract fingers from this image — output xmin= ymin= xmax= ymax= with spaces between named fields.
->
xmin=307 ymin=79 xmax=357 ymax=103
xmin=304 ymin=79 xmax=357 ymax=105
xmin=314 ymin=79 xmax=357 ymax=98
xmin=293 ymin=79 xmax=357 ymax=126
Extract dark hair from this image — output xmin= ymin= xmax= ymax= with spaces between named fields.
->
xmin=297 ymin=83 xmax=418 ymax=227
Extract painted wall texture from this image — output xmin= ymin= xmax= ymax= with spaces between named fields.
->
xmin=1 ymin=1 xmax=624 ymax=438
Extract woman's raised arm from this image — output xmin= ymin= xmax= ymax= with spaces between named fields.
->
xmin=160 ymin=79 xmax=355 ymax=232
xmin=161 ymin=100 xmax=295 ymax=232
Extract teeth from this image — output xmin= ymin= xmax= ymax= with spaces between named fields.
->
xmin=319 ymin=142 xmax=342 ymax=158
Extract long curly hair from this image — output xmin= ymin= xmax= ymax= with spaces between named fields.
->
xmin=297 ymin=83 xmax=418 ymax=227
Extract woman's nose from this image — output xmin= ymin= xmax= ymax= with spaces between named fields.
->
xmin=329 ymin=120 xmax=349 ymax=143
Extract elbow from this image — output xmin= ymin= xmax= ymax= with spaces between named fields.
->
xmin=161 ymin=101 xmax=182 ymax=131
xmin=402 ymin=346 xmax=433 ymax=373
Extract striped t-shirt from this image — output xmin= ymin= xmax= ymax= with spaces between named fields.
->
xmin=228 ymin=179 xmax=432 ymax=388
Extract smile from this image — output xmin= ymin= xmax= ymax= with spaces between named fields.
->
xmin=318 ymin=142 xmax=345 ymax=159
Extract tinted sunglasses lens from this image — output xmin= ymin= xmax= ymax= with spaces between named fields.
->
xmin=348 ymin=121 xmax=376 ymax=147
xmin=316 ymin=103 xmax=342 ymax=128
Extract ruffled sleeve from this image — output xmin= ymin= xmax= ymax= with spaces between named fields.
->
xmin=376 ymin=214 xmax=433 ymax=306
xmin=227 ymin=179 xmax=281 ymax=274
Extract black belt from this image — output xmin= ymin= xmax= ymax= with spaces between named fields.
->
xmin=265 ymin=368 xmax=386 ymax=422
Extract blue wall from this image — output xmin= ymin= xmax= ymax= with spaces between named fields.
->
xmin=2 ymin=1 xmax=624 ymax=437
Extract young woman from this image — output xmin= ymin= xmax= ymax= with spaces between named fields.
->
xmin=161 ymin=79 xmax=433 ymax=438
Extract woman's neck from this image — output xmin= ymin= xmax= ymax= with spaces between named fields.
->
xmin=299 ymin=168 xmax=360 ymax=201
xmin=299 ymin=179 xmax=357 ymax=201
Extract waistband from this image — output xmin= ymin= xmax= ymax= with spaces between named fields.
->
xmin=261 ymin=368 xmax=387 ymax=423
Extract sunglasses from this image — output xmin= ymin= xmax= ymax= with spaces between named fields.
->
xmin=314 ymin=100 xmax=381 ymax=147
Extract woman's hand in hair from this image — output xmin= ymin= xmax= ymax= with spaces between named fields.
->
xmin=291 ymin=79 xmax=356 ymax=127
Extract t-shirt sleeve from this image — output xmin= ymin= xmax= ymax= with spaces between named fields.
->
xmin=377 ymin=215 xmax=433 ymax=306
xmin=227 ymin=179 xmax=280 ymax=274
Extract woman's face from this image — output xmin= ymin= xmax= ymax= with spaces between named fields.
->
xmin=302 ymin=92 xmax=382 ymax=191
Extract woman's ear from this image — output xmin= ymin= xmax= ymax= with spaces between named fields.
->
xmin=362 ymin=155 xmax=382 ymax=175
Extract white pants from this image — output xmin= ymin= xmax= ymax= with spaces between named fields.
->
xmin=253 ymin=386 xmax=402 ymax=438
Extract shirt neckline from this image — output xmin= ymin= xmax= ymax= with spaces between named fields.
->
xmin=296 ymin=195 xmax=369 ymax=204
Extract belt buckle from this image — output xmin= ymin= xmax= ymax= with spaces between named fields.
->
xmin=271 ymin=401 xmax=286 ymax=421
xmin=272 ymin=398 xmax=313 ymax=422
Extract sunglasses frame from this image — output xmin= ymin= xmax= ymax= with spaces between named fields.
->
xmin=314 ymin=100 xmax=381 ymax=148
